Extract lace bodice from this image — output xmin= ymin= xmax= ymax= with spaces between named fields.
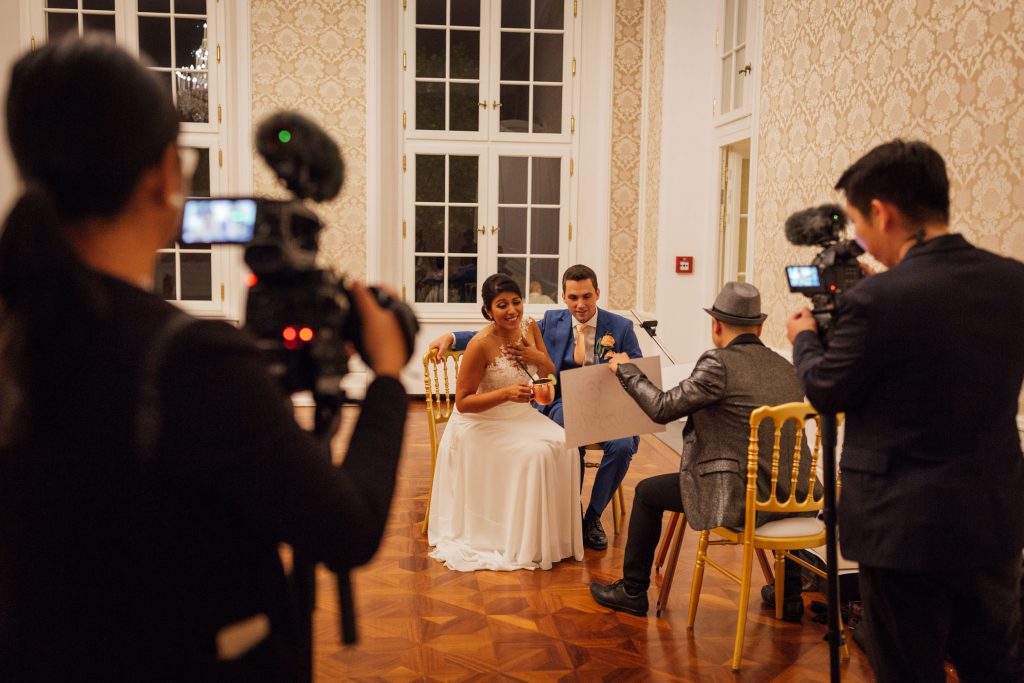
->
xmin=476 ymin=317 xmax=537 ymax=394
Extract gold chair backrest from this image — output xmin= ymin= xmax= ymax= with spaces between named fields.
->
xmin=423 ymin=349 xmax=462 ymax=460
xmin=742 ymin=400 xmax=843 ymax=529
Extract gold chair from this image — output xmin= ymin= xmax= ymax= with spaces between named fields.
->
xmin=421 ymin=348 xmax=462 ymax=535
xmin=685 ymin=401 xmax=848 ymax=671
xmin=583 ymin=444 xmax=626 ymax=535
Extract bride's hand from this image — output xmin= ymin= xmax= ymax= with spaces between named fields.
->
xmin=505 ymin=336 xmax=544 ymax=366
xmin=504 ymin=383 xmax=534 ymax=403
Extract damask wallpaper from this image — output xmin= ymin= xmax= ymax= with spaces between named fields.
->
xmin=250 ymin=0 xmax=368 ymax=279
xmin=754 ymin=0 xmax=1024 ymax=350
xmin=642 ymin=0 xmax=666 ymax=312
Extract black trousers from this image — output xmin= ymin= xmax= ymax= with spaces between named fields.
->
xmin=858 ymin=558 xmax=1024 ymax=683
xmin=621 ymin=473 xmax=802 ymax=597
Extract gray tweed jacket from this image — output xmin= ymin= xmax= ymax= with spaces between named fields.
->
xmin=616 ymin=334 xmax=815 ymax=530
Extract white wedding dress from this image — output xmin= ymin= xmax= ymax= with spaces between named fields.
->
xmin=427 ymin=333 xmax=584 ymax=571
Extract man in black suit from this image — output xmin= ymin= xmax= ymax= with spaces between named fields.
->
xmin=787 ymin=139 xmax=1024 ymax=682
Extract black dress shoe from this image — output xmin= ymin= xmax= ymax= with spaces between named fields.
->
xmin=761 ymin=584 xmax=804 ymax=622
xmin=590 ymin=580 xmax=649 ymax=616
xmin=583 ymin=514 xmax=608 ymax=550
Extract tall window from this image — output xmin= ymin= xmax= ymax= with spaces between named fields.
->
xmin=715 ymin=0 xmax=754 ymax=121
xmin=403 ymin=0 xmax=577 ymax=310
xmin=27 ymin=0 xmax=239 ymax=320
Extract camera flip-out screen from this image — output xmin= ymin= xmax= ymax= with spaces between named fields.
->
xmin=181 ymin=197 xmax=258 ymax=245
xmin=786 ymin=265 xmax=822 ymax=294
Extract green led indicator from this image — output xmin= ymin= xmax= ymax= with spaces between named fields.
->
xmin=278 ymin=129 xmax=292 ymax=143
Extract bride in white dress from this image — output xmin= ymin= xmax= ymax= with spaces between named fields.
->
xmin=428 ymin=274 xmax=584 ymax=571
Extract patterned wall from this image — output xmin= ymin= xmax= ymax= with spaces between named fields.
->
xmin=641 ymin=0 xmax=665 ymax=312
xmin=250 ymin=0 xmax=368 ymax=279
xmin=754 ymin=0 xmax=1024 ymax=349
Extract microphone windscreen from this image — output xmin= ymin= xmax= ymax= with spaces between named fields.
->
xmin=784 ymin=204 xmax=846 ymax=246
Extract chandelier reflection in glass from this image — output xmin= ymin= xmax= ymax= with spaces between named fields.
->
xmin=175 ymin=21 xmax=209 ymax=123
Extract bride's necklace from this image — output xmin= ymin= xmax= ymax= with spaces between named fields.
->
xmin=490 ymin=323 xmax=521 ymax=344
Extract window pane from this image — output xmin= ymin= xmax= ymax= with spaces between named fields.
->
xmin=532 ymin=85 xmax=561 ymax=133
xmin=501 ymin=1 xmax=529 ymax=28
xmin=180 ymin=252 xmax=212 ymax=300
xmin=497 ymin=207 xmax=526 ymax=254
xmin=529 ymin=258 xmax=559 ymax=302
xmin=449 ymin=82 xmax=478 ymax=131
xmin=531 ymin=157 xmax=560 ymax=204
xmin=450 ymin=30 xmax=479 ymax=79
xmin=176 ymin=0 xmax=207 ymax=14
xmin=733 ymin=46 xmax=745 ymax=109
xmin=175 ymin=69 xmax=209 ymax=122
xmin=497 ymin=257 xmax=526 ymax=295
xmin=720 ymin=55 xmax=732 ymax=113
xmin=416 ymin=28 xmax=445 ymax=78
xmin=137 ymin=0 xmax=170 ymax=11
xmin=737 ymin=0 xmax=748 ymax=44
xmin=450 ymin=0 xmax=480 ymax=27
xmin=415 ymin=82 xmax=445 ymax=130
xmin=415 ymin=155 xmax=445 ymax=202
xmin=139 ymin=16 xmax=172 ymax=67
xmin=188 ymin=147 xmax=211 ymax=197
xmin=448 ymin=155 xmax=478 ymax=203
xmin=416 ymin=0 xmax=445 ymax=25
xmin=46 ymin=13 xmax=79 ymax=41
xmin=498 ymin=157 xmax=527 ymax=204
xmin=530 ymin=208 xmax=559 ymax=254
xmin=500 ymin=32 xmax=530 ymax=81
xmin=448 ymin=256 xmax=478 ymax=303
xmin=83 ymin=0 xmax=115 ymax=9
xmin=154 ymin=252 xmax=177 ymax=300
xmin=82 ymin=13 xmax=115 ymax=36
xmin=499 ymin=84 xmax=529 ymax=132
xmin=533 ymin=33 xmax=562 ymax=82
xmin=723 ymin=0 xmax=735 ymax=50
xmin=415 ymin=256 xmax=445 ymax=302
xmin=415 ymin=205 xmax=445 ymax=252
xmin=47 ymin=0 xmax=77 ymax=8
xmin=448 ymin=207 xmax=478 ymax=253
xmin=175 ymin=18 xmax=207 ymax=69
xmin=535 ymin=0 xmax=563 ymax=29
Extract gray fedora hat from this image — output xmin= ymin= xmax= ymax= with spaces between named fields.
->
xmin=703 ymin=281 xmax=768 ymax=326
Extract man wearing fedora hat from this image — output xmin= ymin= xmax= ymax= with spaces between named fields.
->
xmin=589 ymin=281 xmax=816 ymax=618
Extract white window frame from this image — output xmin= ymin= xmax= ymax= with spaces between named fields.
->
xmin=713 ymin=0 xmax=756 ymax=126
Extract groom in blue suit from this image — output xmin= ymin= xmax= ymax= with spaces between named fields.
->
xmin=431 ymin=264 xmax=642 ymax=550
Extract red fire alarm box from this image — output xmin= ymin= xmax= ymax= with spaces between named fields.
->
xmin=676 ymin=256 xmax=694 ymax=274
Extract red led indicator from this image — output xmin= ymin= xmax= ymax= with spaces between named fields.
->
xmin=245 ymin=273 xmax=258 ymax=287
xmin=298 ymin=327 xmax=314 ymax=342
xmin=282 ymin=326 xmax=298 ymax=342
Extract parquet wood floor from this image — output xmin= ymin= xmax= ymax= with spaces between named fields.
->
xmin=308 ymin=402 xmax=882 ymax=682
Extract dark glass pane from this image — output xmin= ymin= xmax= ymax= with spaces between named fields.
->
xmin=414 ymin=256 xmax=443 ymax=303
xmin=180 ymin=252 xmax=212 ymax=301
xmin=533 ymin=33 xmax=562 ymax=82
xmin=501 ymin=0 xmax=529 ymax=28
xmin=416 ymin=0 xmax=445 ymax=25
xmin=535 ymin=0 xmax=563 ymax=29
xmin=498 ymin=157 xmax=527 ymax=204
xmin=175 ymin=0 xmax=207 ymax=14
xmin=449 ymin=207 xmax=478 ymax=253
xmin=500 ymin=32 xmax=530 ymax=80
xmin=448 ymin=256 xmax=478 ymax=303
xmin=416 ymin=28 xmax=445 ymax=78
xmin=532 ymin=85 xmax=561 ymax=133
xmin=415 ymin=205 xmax=445 ymax=252
xmin=82 ymin=13 xmax=115 ymax=36
xmin=175 ymin=69 xmax=209 ymax=122
xmin=152 ymin=70 xmax=174 ymax=108
xmin=529 ymin=258 xmax=559 ymax=302
xmin=415 ymin=81 xmax=445 ymax=130
xmin=188 ymin=147 xmax=211 ymax=197
xmin=415 ymin=155 xmax=445 ymax=202
xmin=46 ymin=13 xmax=79 ymax=41
xmin=450 ymin=0 xmax=480 ymax=27
xmin=139 ymin=16 xmax=172 ymax=67
xmin=83 ymin=0 xmax=115 ymax=10
xmin=154 ymin=252 xmax=177 ymax=300
xmin=449 ymin=82 xmax=478 ymax=131
xmin=499 ymin=84 xmax=529 ymax=132
xmin=530 ymin=208 xmax=559 ymax=254
xmin=137 ymin=0 xmax=170 ymax=11
xmin=47 ymin=0 xmax=77 ymax=8
xmin=175 ymin=18 xmax=206 ymax=69
xmin=449 ymin=155 xmax=478 ymax=203
xmin=497 ymin=257 xmax=526 ymax=296
xmin=450 ymin=30 xmax=479 ymax=79
xmin=531 ymin=157 xmax=560 ymax=204
xmin=498 ymin=207 xmax=526 ymax=254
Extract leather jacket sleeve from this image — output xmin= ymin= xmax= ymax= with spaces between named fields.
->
xmin=615 ymin=352 xmax=727 ymax=424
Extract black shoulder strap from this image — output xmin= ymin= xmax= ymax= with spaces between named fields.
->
xmin=137 ymin=311 xmax=197 ymax=461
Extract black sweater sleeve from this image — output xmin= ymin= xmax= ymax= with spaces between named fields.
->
xmin=156 ymin=320 xmax=408 ymax=572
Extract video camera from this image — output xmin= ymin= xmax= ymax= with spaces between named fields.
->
xmin=180 ymin=111 xmax=418 ymax=396
xmin=784 ymin=203 xmax=864 ymax=340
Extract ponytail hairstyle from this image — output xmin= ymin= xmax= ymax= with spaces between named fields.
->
xmin=0 ymin=36 xmax=179 ymax=443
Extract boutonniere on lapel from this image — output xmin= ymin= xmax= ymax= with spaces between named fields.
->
xmin=596 ymin=332 xmax=616 ymax=360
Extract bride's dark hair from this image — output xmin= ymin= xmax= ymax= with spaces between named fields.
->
xmin=480 ymin=273 xmax=522 ymax=320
